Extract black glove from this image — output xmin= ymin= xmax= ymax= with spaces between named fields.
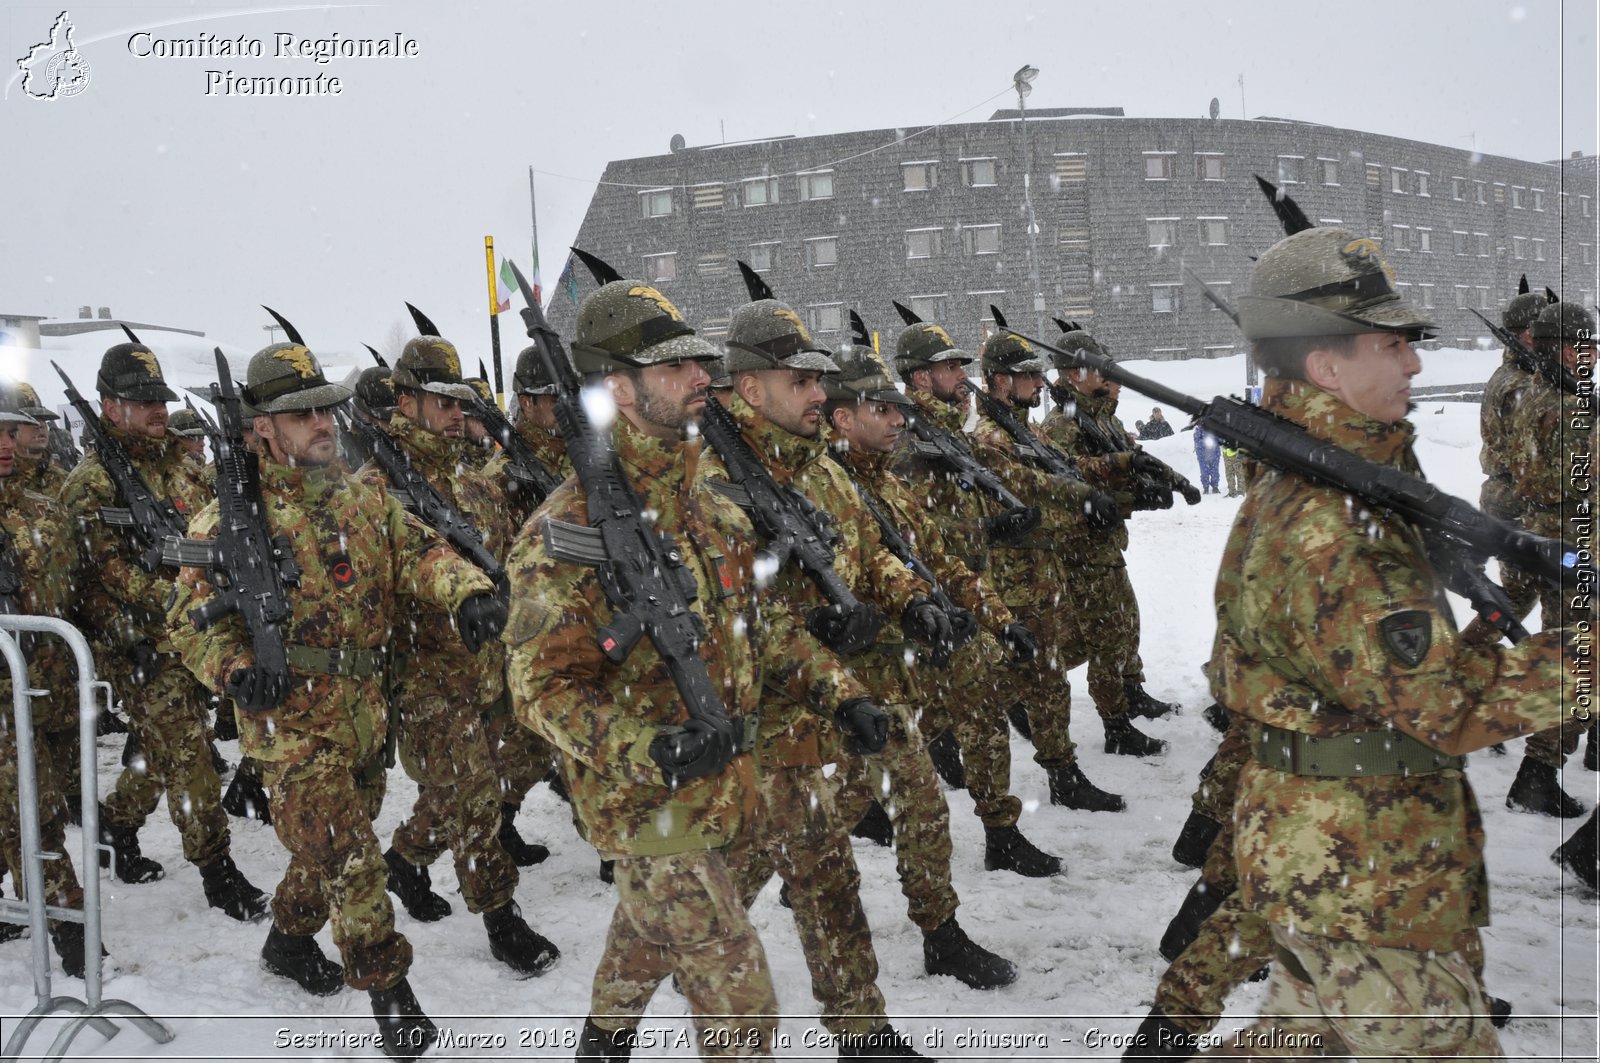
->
xmin=457 ymin=592 xmax=508 ymax=654
xmin=947 ymin=606 xmax=979 ymax=650
xmin=901 ymin=596 xmax=954 ymax=652
xmin=982 ymin=505 xmax=1041 ymax=543
xmin=1179 ymin=483 xmax=1204 ymax=505
xmin=226 ymin=665 xmax=288 ymax=714
xmin=1131 ymin=479 xmax=1176 ymax=511
xmin=1083 ymin=490 xmax=1123 ymax=530
xmin=835 ymin=697 xmax=889 ymax=755
xmin=805 ymin=602 xmax=884 ymax=656
xmin=127 ymin=639 xmax=161 ymax=686
xmin=1000 ymin=623 xmax=1038 ymax=664
xmin=647 ymin=718 xmax=736 ymax=785
xmin=1129 ymin=451 xmax=1169 ymax=478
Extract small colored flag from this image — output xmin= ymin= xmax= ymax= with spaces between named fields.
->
xmin=498 ymin=257 xmax=518 ymax=313
xmin=561 ymin=255 xmax=579 ymax=306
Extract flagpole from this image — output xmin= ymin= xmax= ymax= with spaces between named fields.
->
xmin=528 ymin=166 xmax=540 ymax=309
xmin=484 ymin=235 xmax=504 ymax=403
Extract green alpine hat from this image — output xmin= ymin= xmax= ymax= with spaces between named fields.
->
xmin=0 ymin=383 xmax=39 ymax=426
xmin=167 ymin=409 xmax=206 ymax=437
xmin=464 ymin=377 xmax=494 ymax=406
xmin=981 ymin=331 xmax=1048 ymax=375
xmin=1531 ymin=303 xmax=1596 ymax=343
xmin=1503 ymin=292 xmax=1547 ymax=333
xmin=1238 ymin=227 xmax=1437 ymax=341
xmin=392 ymin=336 xmax=477 ymax=401
xmin=1049 ymin=330 xmax=1109 ymax=373
xmin=824 ymin=345 xmax=912 ymax=406
xmin=572 ymin=280 xmax=719 ymax=373
xmin=723 ymin=300 xmax=839 ymax=374
xmin=354 ymin=366 xmax=397 ymax=420
xmin=513 ymin=345 xmax=558 ymax=395
xmin=243 ymin=343 xmax=352 ymax=414
xmin=893 ymin=321 xmax=974 ymax=374
xmin=13 ymin=382 xmax=58 ymax=422
xmin=97 ymin=342 xmax=178 ymax=403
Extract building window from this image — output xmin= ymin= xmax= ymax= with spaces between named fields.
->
xmin=1144 ymin=154 xmax=1173 ymax=180
xmin=804 ymin=236 xmax=838 ymax=268
xmin=906 ymin=228 xmax=943 ymax=260
xmin=807 ymin=304 xmax=843 ymax=334
xmin=641 ymin=189 xmax=673 ymax=218
xmin=1452 ymin=231 xmax=1469 ymax=255
xmin=1454 ymin=286 xmax=1471 ymax=309
xmin=748 ymin=242 xmax=779 ymax=271
xmin=1583 ymin=244 xmax=1594 ymax=266
xmin=742 ymin=176 xmax=778 ymax=207
xmin=1390 ymin=168 xmax=1407 ymax=193
xmin=1583 ymin=196 xmax=1593 ymax=217
xmin=1202 ymin=280 xmax=1233 ymax=310
xmin=1512 ymin=236 xmax=1526 ymax=260
xmin=1451 ymin=176 xmax=1465 ymax=201
xmin=1198 ymin=218 xmax=1228 ymax=246
xmin=1415 ymin=172 xmax=1430 ymax=197
xmin=1053 ymin=153 xmax=1087 ymax=183
xmin=1474 ymin=181 xmax=1488 ymax=205
xmin=960 ymin=158 xmax=998 ymax=186
xmin=1474 ymin=233 xmax=1490 ymax=257
xmin=1417 ymin=228 xmax=1432 ymax=253
xmin=1390 ymin=224 xmax=1409 ymax=249
xmin=1366 ymin=164 xmax=1383 ymax=190
xmin=798 ymin=171 xmax=834 ymax=201
xmin=1320 ymin=158 xmax=1339 ymax=185
xmin=1146 ymin=218 xmax=1178 ymax=252
xmin=1532 ymin=189 xmax=1545 ymax=211
xmin=1478 ymin=287 xmax=1492 ymax=310
xmin=643 ymin=252 xmax=677 ymax=282
xmin=1151 ymin=284 xmax=1182 ymax=313
xmin=1277 ymin=156 xmax=1303 ymax=185
xmin=1533 ymin=238 xmax=1545 ymax=261
xmin=1511 ymin=186 xmax=1525 ymax=209
xmin=961 ymin=225 xmax=1001 ymax=255
xmin=909 ymin=295 xmax=946 ymax=322
xmin=1418 ymin=284 xmax=1435 ymax=309
xmin=1195 ymin=154 xmax=1224 ymax=181
xmin=902 ymin=162 xmax=937 ymax=192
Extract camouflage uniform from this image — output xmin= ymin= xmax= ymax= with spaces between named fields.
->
xmin=58 ymin=408 xmax=232 ymax=869
xmin=12 ymin=383 xmax=68 ymax=498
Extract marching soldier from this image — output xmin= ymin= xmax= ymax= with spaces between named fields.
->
xmin=11 ymin=382 xmax=68 ymax=497
xmin=505 ymin=276 xmax=877 ymax=1059
xmin=1203 ymin=226 xmax=1578 ymax=1058
xmin=167 ymin=409 xmax=209 ymax=466
xmin=58 ymin=338 xmax=267 ymax=919
xmin=169 ymin=338 xmax=508 ymax=1058
xmin=361 ymin=334 xmax=560 ymax=977
xmin=461 ymin=376 xmax=499 ymax=471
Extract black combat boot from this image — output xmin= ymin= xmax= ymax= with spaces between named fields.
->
xmin=983 ymin=824 xmax=1064 ymax=877
xmin=497 ymin=804 xmax=550 ymax=867
xmin=208 ymin=739 xmax=230 ymax=776
xmin=48 ymin=921 xmax=88 ymax=979
xmin=0 ymin=919 xmax=22 ymax=944
xmin=369 ymin=977 xmax=437 ymax=1060
xmin=578 ymin=1016 xmax=635 ymax=1061
xmin=837 ymin=1023 xmax=928 ymax=1059
xmin=598 ymin=859 xmax=615 ymax=884
xmin=1047 ymin=763 xmax=1125 ymax=812
xmin=96 ymin=708 xmax=129 ymax=735
xmin=544 ymin=765 xmax=571 ymax=804
xmin=213 ymin=701 xmax=239 ymax=742
xmin=261 ymin=923 xmax=345 ymax=996
xmin=1005 ymin=702 xmax=1033 ymax=741
xmin=1506 ymin=756 xmax=1586 ymax=818
xmin=384 ymin=848 xmax=452 ymax=922
xmin=1103 ymin=716 xmax=1167 ymax=758
xmin=1125 ymin=682 xmax=1178 ymax=720
xmin=97 ymin=808 xmax=164 ymax=884
xmin=1586 ymin=723 xmax=1598 ymax=772
xmin=222 ymin=769 xmax=272 ymax=824
xmin=199 ymin=854 xmax=270 ymax=923
xmin=851 ymin=801 xmax=895 ymax=847
xmin=1170 ymin=809 xmax=1222 ymax=869
xmin=120 ymin=729 xmax=143 ymax=769
xmin=1201 ymin=702 xmax=1231 ymax=734
xmin=922 ymin=915 xmax=1017 ymax=990
xmin=1158 ymin=878 xmax=1226 ymax=963
xmin=1488 ymin=995 xmax=1513 ymax=1028
xmin=926 ymin=730 xmax=966 ymax=790
xmin=1552 ymin=809 xmax=1600 ymax=892
xmin=482 ymin=901 xmax=560 ymax=977
xmin=1120 ymin=1008 xmax=1199 ymax=1061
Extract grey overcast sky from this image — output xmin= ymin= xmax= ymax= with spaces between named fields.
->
xmin=3 ymin=0 xmax=1595 ymax=363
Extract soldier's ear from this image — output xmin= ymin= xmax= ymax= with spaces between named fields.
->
xmin=733 ymin=371 xmax=764 ymax=410
xmin=604 ymin=371 xmax=636 ymax=410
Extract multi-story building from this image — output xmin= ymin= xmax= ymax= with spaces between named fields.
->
xmin=553 ymin=109 xmax=1599 ymax=361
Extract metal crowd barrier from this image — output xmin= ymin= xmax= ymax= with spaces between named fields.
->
xmin=0 ymin=615 xmax=173 ymax=1062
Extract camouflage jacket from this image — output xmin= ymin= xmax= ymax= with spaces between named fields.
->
xmin=461 ymin=439 xmax=497 ymax=471
xmin=358 ymin=414 xmax=511 ymax=707
xmin=504 ymin=414 xmax=866 ymax=856
xmin=1039 ymin=388 xmax=1134 ymax=556
xmin=700 ymin=395 xmax=929 ymax=762
xmin=1504 ymin=372 xmax=1594 ymax=541
xmin=1477 ymin=351 xmax=1535 ymax=519
xmin=0 ymin=473 xmax=81 ymax=733
xmin=970 ymin=400 xmax=1098 ymax=602
xmin=168 ymin=458 xmax=494 ymax=768
xmin=482 ymin=420 xmax=574 ymax=535
xmin=891 ymin=390 xmax=1001 ymax=575
xmin=18 ymin=455 xmax=67 ymax=499
xmin=59 ymin=425 xmax=210 ymax=651
xmin=1214 ymin=378 xmax=1571 ymax=951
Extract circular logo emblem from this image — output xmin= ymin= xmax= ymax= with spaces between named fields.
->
xmin=332 ymin=561 xmax=354 ymax=585
xmin=45 ymin=50 xmax=91 ymax=98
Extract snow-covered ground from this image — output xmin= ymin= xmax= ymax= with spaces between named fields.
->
xmin=1 ymin=347 xmax=1595 ymax=1061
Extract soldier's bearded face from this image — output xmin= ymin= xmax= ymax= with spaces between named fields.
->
xmin=1309 ymin=330 xmax=1421 ymax=424
xmin=260 ymin=408 xmax=338 ymax=467
xmin=0 ymin=427 xmax=15 ymax=476
xmin=14 ymin=421 xmax=48 ymax=459
xmin=518 ymin=394 xmax=559 ymax=432
xmin=748 ymin=369 xmax=827 ymax=438
xmin=408 ymin=393 xmax=465 ymax=438
xmin=631 ymin=359 xmax=710 ymax=437
xmin=928 ymin=361 xmax=969 ymax=402
xmin=1011 ymin=372 xmax=1046 ymax=408
xmin=105 ymin=398 xmax=169 ymax=439
xmin=841 ymin=401 xmax=905 ymax=454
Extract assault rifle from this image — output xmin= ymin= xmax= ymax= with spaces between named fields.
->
xmin=506 ymin=260 xmax=736 ymax=753
xmin=1046 ymin=378 xmax=1202 ymax=507
xmin=697 ymin=395 xmax=884 ymax=656
xmin=965 ymin=381 xmax=1081 ymax=480
xmin=1467 ymin=308 xmax=1579 ymax=396
xmin=46 ymin=424 xmax=82 ymax=471
xmin=52 ymin=363 xmax=211 ymax=573
xmin=1017 ymin=329 xmax=1593 ymax=643
xmin=334 ymin=409 xmax=506 ymax=591
xmin=182 ymin=349 xmax=301 ymax=690
xmin=467 ymin=392 xmax=561 ymax=501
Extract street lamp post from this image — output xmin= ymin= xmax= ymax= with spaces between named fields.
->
xmin=1014 ymin=65 xmax=1044 ymax=340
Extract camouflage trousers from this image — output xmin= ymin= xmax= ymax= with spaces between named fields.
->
xmin=1060 ymin=561 xmax=1142 ymax=722
xmin=918 ymin=631 xmax=1024 ymax=828
xmin=1224 ymin=453 xmax=1246 ymax=496
xmin=101 ymin=653 xmax=230 ymax=866
xmin=733 ymin=760 xmax=887 ymax=1037
xmin=591 ymin=844 xmax=778 ymax=1060
xmin=485 ymin=706 xmax=555 ymax=810
xmin=830 ymin=702 xmax=960 ymax=931
xmin=1200 ymin=924 xmax=1501 ymax=1060
xmin=0 ymin=720 xmax=85 ymax=920
xmin=392 ymin=694 xmax=516 ymax=915
xmin=994 ymin=592 xmax=1083 ymax=769
xmin=262 ymin=751 xmax=411 ymax=991
xmin=1191 ymin=722 xmax=1251 ymax=826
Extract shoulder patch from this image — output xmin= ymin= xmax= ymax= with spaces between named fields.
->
xmin=1377 ymin=609 xmax=1432 ymax=668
